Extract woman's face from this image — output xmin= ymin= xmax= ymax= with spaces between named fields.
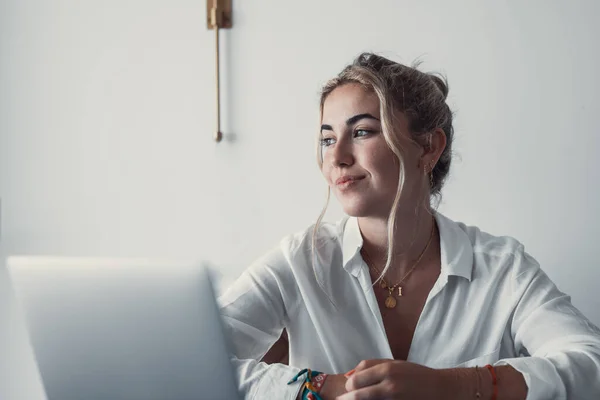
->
xmin=320 ymin=83 xmax=424 ymax=218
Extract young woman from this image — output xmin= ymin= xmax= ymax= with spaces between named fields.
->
xmin=218 ymin=53 xmax=600 ymax=400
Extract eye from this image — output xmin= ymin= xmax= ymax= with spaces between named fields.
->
xmin=354 ymin=129 xmax=373 ymax=138
xmin=320 ymin=137 xmax=336 ymax=147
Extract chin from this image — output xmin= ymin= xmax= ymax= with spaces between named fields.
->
xmin=337 ymin=194 xmax=391 ymax=218
xmin=342 ymin=209 xmax=366 ymax=218
xmin=339 ymin=200 xmax=373 ymax=218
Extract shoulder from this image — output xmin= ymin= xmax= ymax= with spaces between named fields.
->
xmin=444 ymin=214 xmax=539 ymax=283
xmin=279 ymin=218 xmax=346 ymax=255
xmin=219 ymin=219 xmax=348 ymax=316
xmin=461 ymin=221 xmax=524 ymax=259
xmin=240 ymin=217 xmax=347 ymax=279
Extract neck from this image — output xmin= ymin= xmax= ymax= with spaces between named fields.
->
xmin=358 ymin=206 xmax=437 ymax=277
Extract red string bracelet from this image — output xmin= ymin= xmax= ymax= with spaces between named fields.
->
xmin=484 ymin=364 xmax=498 ymax=400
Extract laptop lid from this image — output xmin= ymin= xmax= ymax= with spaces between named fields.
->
xmin=7 ymin=256 xmax=242 ymax=400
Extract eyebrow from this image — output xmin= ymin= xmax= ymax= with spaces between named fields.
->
xmin=320 ymin=113 xmax=380 ymax=132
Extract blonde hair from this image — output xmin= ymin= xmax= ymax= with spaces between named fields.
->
xmin=312 ymin=53 xmax=454 ymax=301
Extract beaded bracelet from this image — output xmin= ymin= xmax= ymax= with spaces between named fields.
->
xmin=475 ymin=366 xmax=482 ymax=399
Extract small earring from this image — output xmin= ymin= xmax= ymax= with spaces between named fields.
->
xmin=429 ymin=162 xmax=435 ymax=189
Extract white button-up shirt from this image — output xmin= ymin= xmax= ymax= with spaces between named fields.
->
xmin=218 ymin=213 xmax=600 ymax=400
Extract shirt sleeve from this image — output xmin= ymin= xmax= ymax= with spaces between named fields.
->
xmin=217 ymin=246 xmax=304 ymax=400
xmin=496 ymin=246 xmax=600 ymax=400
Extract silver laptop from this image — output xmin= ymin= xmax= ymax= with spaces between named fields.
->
xmin=7 ymin=256 xmax=242 ymax=400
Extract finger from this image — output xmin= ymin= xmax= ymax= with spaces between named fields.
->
xmin=353 ymin=359 xmax=392 ymax=373
xmin=345 ymin=368 xmax=384 ymax=392
xmin=336 ymin=383 xmax=390 ymax=400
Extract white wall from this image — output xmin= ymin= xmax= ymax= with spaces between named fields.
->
xmin=2 ymin=1 xmax=599 ymax=398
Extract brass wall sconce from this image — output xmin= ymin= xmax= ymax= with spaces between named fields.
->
xmin=206 ymin=0 xmax=232 ymax=142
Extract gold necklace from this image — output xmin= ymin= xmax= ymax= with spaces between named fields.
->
xmin=361 ymin=220 xmax=435 ymax=309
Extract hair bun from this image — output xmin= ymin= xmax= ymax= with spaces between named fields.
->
xmin=355 ymin=52 xmax=396 ymax=73
xmin=429 ymin=74 xmax=449 ymax=101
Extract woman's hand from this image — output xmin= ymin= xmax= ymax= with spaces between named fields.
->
xmin=336 ymin=359 xmax=453 ymax=400
xmin=319 ymin=373 xmax=350 ymax=400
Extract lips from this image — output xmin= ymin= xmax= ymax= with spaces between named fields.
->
xmin=335 ymin=175 xmax=365 ymax=185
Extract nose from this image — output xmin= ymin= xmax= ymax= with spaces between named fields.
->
xmin=330 ymin=139 xmax=354 ymax=168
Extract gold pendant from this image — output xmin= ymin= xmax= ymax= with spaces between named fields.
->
xmin=379 ymin=280 xmax=387 ymax=289
xmin=398 ymin=286 xmax=403 ymax=297
xmin=384 ymin=295 xmax=397 ymax=309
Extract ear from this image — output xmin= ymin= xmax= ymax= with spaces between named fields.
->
xmin=420 ymin=128 xmax=447 ymax=171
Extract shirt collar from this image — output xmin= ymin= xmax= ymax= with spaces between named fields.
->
xmin=341 ymin=216 xmax=364 ymax=277
xmin=435 ymin=212 xmax=473 ymax=281
xmin=341 ymin=212 xmax=473 ymax=281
